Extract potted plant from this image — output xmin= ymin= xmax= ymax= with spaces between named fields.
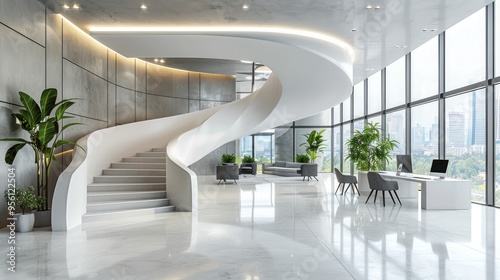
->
xmin=296 ymin=154 xmax=310 ymax=163
xmin=241 ymin=155 xmax=256 ymax=164
xmin=221 ymin=153 xmax=236 ymax=164
xmin=299 ymin=129 xmax=327 ymax=163
xmin=345 ymin=122 xmax=399 ymax=192
xmin=0 ymin=89 xmax=83 ymax=226
xmin=4 ymin=186 xmax=41 ymax=232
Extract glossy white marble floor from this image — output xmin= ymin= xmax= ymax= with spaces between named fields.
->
xmin=1 ymin=173 xmax=500 ymax=279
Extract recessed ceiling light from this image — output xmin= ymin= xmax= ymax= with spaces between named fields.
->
xmin=160 ymin=59 xmax=165 ymax=64
xmin=72 ymin=4 xmax=80 ymax=10
xmin=140 ymin=4 xmax=147 ymax=10
xmin=351 ymin=28 xmax=358 ymax=32
xmin=422 ymin=28 xmax=429 ymax=32
xmin=365 ymin=4 xmax=373 ymax=9
xmin=242 ymin=4 xmax=249 ymax=10
xmin=365 ymin=68 xmax=374 ymax=71
xmin=395 ymin=45 xmax=408 ymax=49
xmin=63 ymin=4 xmax=70 ymax=9
xmin=374 ymin=5 xmax=381 ymax=9
xmin=154 ymin=58 xmax=159 ymax=62
xmin=430 ymin=28 xmax=438 ymax=32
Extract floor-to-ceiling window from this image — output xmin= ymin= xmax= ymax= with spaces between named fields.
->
xmin=445 ymin=90 xmax=486 ymax=203
xmin=411 ymin=102 xmax=438 ymax=174
xmin=411 ymin=37 xmax=439 ymax=101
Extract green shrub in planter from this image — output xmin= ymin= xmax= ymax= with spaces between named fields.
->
xmin=241 ymin=155 xmax=256 ymax=163
xmin=4 ymin=186 xmax=40 ymax=215
xmin=296 ymin=154 xmax=310 ymax=163
xmin=221 ymin=153 xmax=236 ymax=164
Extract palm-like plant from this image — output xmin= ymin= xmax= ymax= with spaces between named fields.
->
xmin=345 ymin=122 xmax=398 ymax=171
xmin=0 ymin=89 xmax=83 ymax=210
xmin=300 ymin=129 xmax=327 ymax=163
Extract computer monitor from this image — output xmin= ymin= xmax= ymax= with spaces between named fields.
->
xmin=396 ymin=155 xmax=413 ymax=174
xmin=430 ymin=159 xmax=449 ymax=179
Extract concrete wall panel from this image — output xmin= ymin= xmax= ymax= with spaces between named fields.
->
xmin=0 ymin=0 xmax=46 ymax=46
xmin=147 ymin=95 xmax=188 ymax=120
xmin=0 ymin=25 xmax=45 ymax=104
xmin=63 ymin=60 xmax=108 ymax=121
xmin=62 ymin=20 xmax=107 ymax=79
xmin=116 ymin=87 xmax=136 ymax=124
xmin=201 ymin=74 xmax=235 ymax=102
xmin=116 ymin=54 xmax=135 ymax=90
xmin=136 ymin=92 xmax=147 ymax=121
xmin=147 ymin=64 xmax=189 ymax=98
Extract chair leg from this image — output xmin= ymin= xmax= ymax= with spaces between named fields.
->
xmin=365 ymin=190 xmax=374 ymax=204
xmin=382 ymin=191 xmax=386 ymax=207
xmin=344 ymin=183 xmax=351 ymax=194
xmin=388 ymin=191 xmax=396 ymax=204
xmin=303 ymin=176 xmax=306 ymax=181
xmin=335 ymin=183 xmax=343 ymax=194
xmin=374 ymin=190 xmax=378 ymax=203
xmin=353 ymin=183 xmax=360 ymax=196
xmin=394 ymin=191 xmax=402 ymax=205
xmin=314 ymin=176 xmax=319 ymax=181
xmin=234 ymin=180 xmax=237 ymax=184
xmin=218 ymin=179 xmax=222 ymax=185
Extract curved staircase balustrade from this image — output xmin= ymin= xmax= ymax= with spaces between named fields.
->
xmin=52 ymin=29 xmax=354 ymax=231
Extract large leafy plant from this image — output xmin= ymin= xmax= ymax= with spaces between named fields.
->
xmin=345 ymin=122 xmax=399 ymax=171
xmin=299 ymin=129 xmax=327 ymax=163
xmin=0 ymin=89 xmax=82 ymax=210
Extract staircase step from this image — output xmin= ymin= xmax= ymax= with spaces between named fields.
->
xmin=122 ymin=157 xmax=165 ymax=163
xmin=136 ymin=152 xmax=166 ymax=157
xmin=110 ymin=162 xmax=166 ymax=169
xmin=102 ymin=169 xmax=166 ymax=176
xmin=87 ymin=191 xmax=166 ymax=202
xmin=87 ymin=198 xmax=170 ymax=212
xmin=151 ymin=148 xmax=166 ymax=152
xmin=88 ymin=183 xmax=166 ymax=192
xmin=82 ymin=206 xmax=175 ymax=225
xmin=94 ymin=175 xmax=165 ymax=183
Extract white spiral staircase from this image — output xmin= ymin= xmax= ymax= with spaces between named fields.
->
xmin=52 ymin=29 xmax=355 ymax=231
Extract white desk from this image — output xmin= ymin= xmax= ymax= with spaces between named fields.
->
xmin=378 ymin=172 xmax=471 ymax=210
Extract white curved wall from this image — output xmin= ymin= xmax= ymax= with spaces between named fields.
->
xmin=52 ymin=29 xmax=354 ymax=231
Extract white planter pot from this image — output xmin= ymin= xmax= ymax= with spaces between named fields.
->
xmin=14 ymin=213 xmax=35 ymax=233
xmin=357 ymin=171 xmax=370 ymax=194
xmin=34 ymin=210 xmax=51 ymax=227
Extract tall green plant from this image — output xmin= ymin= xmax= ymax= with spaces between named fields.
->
xmin=299 ymin=129 xmax=327 ymax=163
xmin=345 ymin=122 xmax=399 ymax=171
xmin=0 ymin=89 xmax=83 ymax=210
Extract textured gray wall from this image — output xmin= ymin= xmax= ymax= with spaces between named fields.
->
xmin=0 ymin=0 xmax=235 ymax=228
xmin=275 ymin=127 xmax=294 ymax=162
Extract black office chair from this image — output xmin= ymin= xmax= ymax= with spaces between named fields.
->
xmin=365 ymin=172 xmax=402 ymax=206
xmin=334 ymin=168 xmax=360 ymax=195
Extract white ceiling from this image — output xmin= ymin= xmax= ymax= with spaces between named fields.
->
xmin=40 ymin=0 xmax=493 ymax=84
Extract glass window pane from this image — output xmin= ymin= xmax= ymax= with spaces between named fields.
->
xmin=295 ymin=109 xmax=332 ymax=126
xmin=445 ymin=9 xmax=485 ymax=91
xmin=496 ymin=85 xmax=500 ymax=206
xmin=386 ymin=57 xmax=406 ymax=108
xmin=343 ymin=96 xmax=351 ymax=121
xmin=367 ymin=115 xmax=381 ymax=126
xmin=386 ymin=110 xmax=406 ymax=171
xmin=368 ymin=71 xmax=381 ymax=114
xmin=255 ymin=134 xmax=274 ymax=165
xmin=333 ymin=104 xmax=341 ymax=124
xmin=353 ymin=82 xmax=364 ymax=118
xmin=411 ymin=102 xmax=438 ymax=173
xmin=333 ymin=126 xmax=341 ymax=171
xmin=295 ymin=128 xmax=331 ymax=172
xmin=342 ymin=125 xmax=351 ymax=173
xmin=496 ymin=2 xmax=500 ymax=76
xmin=445 ymin=91 xmax=486 ymax=204
xmin=240 ymin=136 xmax=253 ymax=157
xmin=411 ymin=37 xmax=438 ymax=101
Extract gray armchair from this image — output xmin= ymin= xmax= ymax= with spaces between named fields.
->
xmin=239 ymin=163 xmax=257 ymax=176
xmin=216 ymin=164 xmax=239 ymax=184
xmin=334 ymin=168 xmax=360 ymax=195
xmin=365 ymin=172 xmax=402 ymax=206
xmin=298 ymin=164 xmax=318 ymax=181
